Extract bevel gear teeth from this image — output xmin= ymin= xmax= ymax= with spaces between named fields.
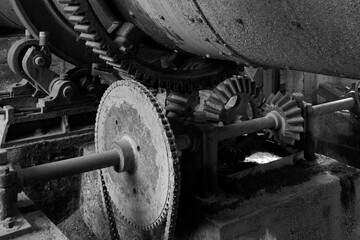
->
xmin=74 ymin=23 xmax=92 ymax=31
xmin=202 ymin=75 xmax=260 ymax=123
xmin=263 ymin=91 xmax=304 ymax=145
xmin=165 ymin=91 xmax=189 ymax=118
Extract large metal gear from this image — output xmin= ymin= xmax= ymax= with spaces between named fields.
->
xmin=95 ymin=80 xmax=180 ymax=239
xmin=200 ymin=75 xmax=260 ymax=124
xmin=61 ymin=0 xmax=238 ymax=91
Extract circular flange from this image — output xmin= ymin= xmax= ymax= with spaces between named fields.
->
xmin=95 ymin=80 xmax=180 ymax=231
xmin=7 ymin=38 xmax=39 ymax=79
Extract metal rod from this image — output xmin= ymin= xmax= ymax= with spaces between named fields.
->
xmin=304 ymin=104 xmax=316 ymax=161
xmin=202 ymin=129 xmax=218 ymax=197
xmin=218 ymin=115 xmax=278 ymax=141
xmin=22 ymin=150 xmax=120 ymax=186
xmin=312 ymin=97 xmax=354 ymax=117
xmin=304 ymin=97 xmax=354 ymax=161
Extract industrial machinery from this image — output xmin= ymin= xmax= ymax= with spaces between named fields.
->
xmin=1 ymin=0 xmax=360 ymax=239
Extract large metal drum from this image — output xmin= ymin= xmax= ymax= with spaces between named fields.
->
xmin=0 ymin=1 xmax=22 ymax=29
xmin=107 ymin=0 xmax=360 ymax=79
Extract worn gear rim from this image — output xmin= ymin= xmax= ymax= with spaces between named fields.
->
xmin=95 ymin=80 xmax=180 ymax=236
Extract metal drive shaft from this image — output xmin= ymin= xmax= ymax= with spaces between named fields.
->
xmin=218 ymin=112 xmax=280 ymax=141
xmin=21 ymin=150 xmax=120 ymax=186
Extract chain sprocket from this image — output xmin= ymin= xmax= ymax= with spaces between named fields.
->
xmin=61 ymin=0 xmax=238 ymax=91
xmin=95 ymin=80 xmax=180 ymax=239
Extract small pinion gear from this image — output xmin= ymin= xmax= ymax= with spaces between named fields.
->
xmin=262 ymin=91 xmax=304 ymax=145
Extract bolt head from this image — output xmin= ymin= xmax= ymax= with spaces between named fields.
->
xmin=62 ymin=86 xmax=74 ymax=99
xmin=0 ymin=149 xmax=8 ymax=165
xmin=2 ymin=217 xmax=15 ymax=228
xmin=34 ymin=56 xmax=46 ymax=67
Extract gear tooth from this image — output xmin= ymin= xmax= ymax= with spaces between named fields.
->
xmin=244 ymin=77 xmax=251 ymax=93
xmin=284 ymin=106 xmax=302 ymax=117
xmin=79 ymin=32 xmax=98 ymax=41
xmin=85 ymin=40 xmax=103 ymax=49
xmin=287 ymin=116 xmax=304 ymax=125
xmin=277 ymin=92 xmax=291 ymax=107
xmin=230 ymin=76 xmax=240 ymax=93
xmin=217 ymin=82 xmax=233 ymax=99
xmin=280 ymin=99 xmax=297 ymax=111
xmin=165 ymin=101 xmax=186 ymax=115
xmin=63 ymin=4 xmax=81 ymax=14
xmin=74 ymin=23 xmax=92 ymax=32
xmin=99 ymin=55 xmax=115 ymax=62
xmin=205 ymin=111 xmax=221 ymax=122
xmin=70 ymin=15 xmax=87 ymax=24
xmin=265 ymin=93 xmax=275 ymax=104
xmin=285 ymin=125 xmax=304 ymax=133
xmin=237 ymin=76 xmax=245 ymax=93
xmin=270 ymin=91 xmax=283 ymax=105
xmin=224 ymin=78 xmax=237 ymax=95
xmin=213 ymin=88 xmax=229 ymax=104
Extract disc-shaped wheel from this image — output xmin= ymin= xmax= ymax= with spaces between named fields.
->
xmin=95 ymin=80 xmax=180 ymax=231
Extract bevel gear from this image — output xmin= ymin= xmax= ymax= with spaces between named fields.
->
xmin=199 ymin=75 xmax=260 ymax=124
xmin=95 ymin=80 xmax=180 ymax=239
xmin=262 ymin=91 xmax=304 ymax=145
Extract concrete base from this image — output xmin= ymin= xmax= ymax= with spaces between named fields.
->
xmin=2 ymin=192 xmax=68 ymax=240
xmin=176 ymin=155 xmax=360 ymax=240
xmin=80 ymin=144 xmax=360 ymax=240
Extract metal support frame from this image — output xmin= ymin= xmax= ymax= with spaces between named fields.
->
xmin=193 ymin=110 xmax=283 ymax=196
xmin=304 ymin=97 xmax=356 ymax=161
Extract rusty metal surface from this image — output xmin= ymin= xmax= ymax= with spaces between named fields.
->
xmin=95 ymin=80 xmax=180 ymax=238
xmin=0 ymin=0 xmax=23 ymax=29
xmin=108 ymin=0 xmax=360 ymax=79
